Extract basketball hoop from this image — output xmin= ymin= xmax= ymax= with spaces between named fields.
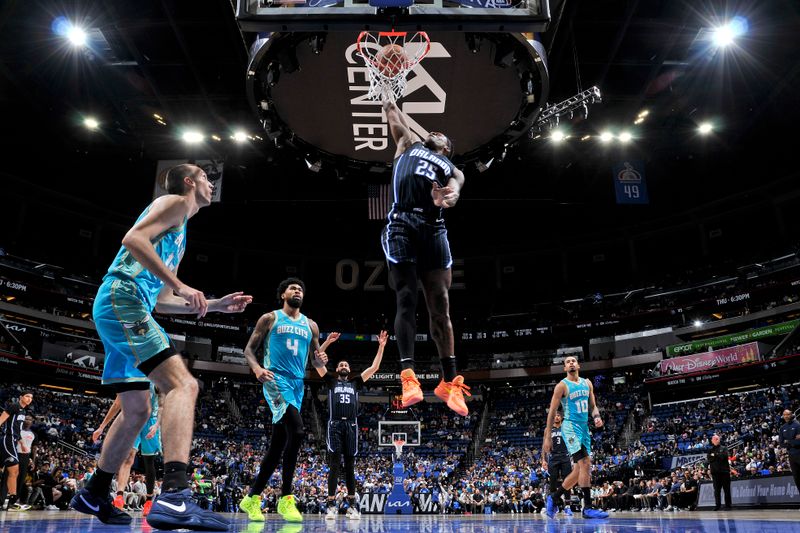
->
xmin=393 ymin=438 xmax=406 ymax=458
xmin=356 ymin=31 xmax=430 ymax=103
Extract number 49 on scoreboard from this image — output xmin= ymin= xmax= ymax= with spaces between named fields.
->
xmin=613 ymin=160 xmax=649 ymax=205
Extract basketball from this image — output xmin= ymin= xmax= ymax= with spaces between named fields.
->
xmin=376 ymin=43 xmax=408 ymax=77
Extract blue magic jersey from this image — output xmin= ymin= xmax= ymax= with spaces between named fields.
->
xmin=104 ymin=201 xmax=187 ymax=311
xmin=560 ymin=377 xmax=590 ymax=423
xmin=264 ymin=310 xmax=313 ymax=380
xmin=392 ymin=142 xmax=455 ymax=217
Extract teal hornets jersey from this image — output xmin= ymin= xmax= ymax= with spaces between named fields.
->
xmin=560 ymin=377 xmax=590 ymax=423
xmin=264 ymin=310 xmax=313 ymax=380
xmin=104 ymin=201 xmax=187 ymax=311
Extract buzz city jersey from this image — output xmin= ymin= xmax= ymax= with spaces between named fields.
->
xmin=263 ymin=310 xmax=313 ymax=379
xmin=103 ymin=201 xmax=187 ymax=311
xmin=325 ymin=374 xmax=363 ymax=420
xmin=391 ymin=142 xmax=455 ymax=217
xmin=549 ymin=427 xmax=570 ymax=462
xmin=560 ymin=377 xmax=591 ymax=423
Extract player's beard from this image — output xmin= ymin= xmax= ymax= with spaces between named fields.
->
xmin=286 ymin=296 xmax=302 ymax=309
xmin=337 ymin=369 xmax=349 ymax=377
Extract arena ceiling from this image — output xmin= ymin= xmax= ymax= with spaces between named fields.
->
xmin=1 ymin=0 xmax=799 ymax=269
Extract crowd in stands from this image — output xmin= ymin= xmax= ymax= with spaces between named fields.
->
xmin=2 ymin=373 xmax=799 ymax=515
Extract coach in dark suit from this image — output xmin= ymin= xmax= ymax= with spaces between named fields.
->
xmin=779 ymin=409 xmax=800 ymax=495
xmin=707 ymin=434 xmax=732 ymax=510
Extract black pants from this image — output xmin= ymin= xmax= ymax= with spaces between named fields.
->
xmin=711 ymin=472 xmax=732 ymax=509
xmin=790 ymin=456 xmax=800 ymax=493
xmin=16 ymin=454 xmax=30 ymax=503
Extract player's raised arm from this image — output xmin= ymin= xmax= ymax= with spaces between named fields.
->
xmin=361 ymin=330 xmax=388 ymax=382
xmin=244 ymin=313 xmax=276 ymax=383
xmin=542 ymin=382 xmax=566 ymax=455
xmin=384 ymin=99 xmax=418 ymax=158
xmin=308 ymin=320 xmax=328 ymax=377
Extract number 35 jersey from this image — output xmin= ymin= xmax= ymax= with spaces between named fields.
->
xmin=264 ymin=309 xmax=312 ymax=380
xmin=391 ymin=141 xmax=455 ymax=218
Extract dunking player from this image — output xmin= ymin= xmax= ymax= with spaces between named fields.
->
xmin=0 ymin=391 xmax=33 ymax=511
xmin=92 ymin=384 xmax=162 ymax=516
xmin=541 ymin=411 xmax=573 ymax=516
xmin=381 ymin=99 xmax=470 ymax=416
xmin=316 ymin=330 xmax=388 ymax=520
xmin=70 ymin=164 xmax=252 ymax=529
xmin=542 ymin=356 xmax=608 ymax=519
xmin=239 ymin=278 xmax=330 ymax=523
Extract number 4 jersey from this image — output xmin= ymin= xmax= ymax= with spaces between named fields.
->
xmin=391 ymin=141 xmax=455 ymax=218
xmin=264 ymin=310 xmax=312 ymax=381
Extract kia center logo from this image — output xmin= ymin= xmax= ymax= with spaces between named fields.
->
xmin=248 ymin=32 xmax=548 ymax=168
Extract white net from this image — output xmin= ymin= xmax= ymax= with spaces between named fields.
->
xmin=393 ymin=439 xmax=405 ymax=458
xmin=357 ymin=31 xmax=430 ymax=103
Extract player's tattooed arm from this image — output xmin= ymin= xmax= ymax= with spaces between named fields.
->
xmin=542 ymin=381 xmax=566 ymax=455
xmin=361 ymin=330 xmax=388 ymax=382
xmin=244 ymin=312 xmax=275 ymax=383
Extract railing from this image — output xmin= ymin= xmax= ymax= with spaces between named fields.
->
xmin=57 ymin=439 xmax=89 ymax=457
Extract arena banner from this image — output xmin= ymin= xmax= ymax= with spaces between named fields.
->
xmin=370 ymin=372 xmax=441 ymax=382
xmin=155 ymin=159 xmax=223 ymax=202
xmin=658 ymin=342 xmax=760 ymax=375
xmin=667 ymin=319 xmax=800 ymax=356
xmin=613 ymin=160 xmax=649 ymax=204
xmin=698 ymin=474 xmax=800 ymax=508
xmin=668 ymin=453 xmax=706 ymax=470
xmin=0 ymin=350 xmax=101 ymax=382
xmin=359 ymin=492 xmax=438 ymax=514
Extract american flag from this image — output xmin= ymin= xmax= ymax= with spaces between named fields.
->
xmin=367 ymin=183 xmax=392 ymax=220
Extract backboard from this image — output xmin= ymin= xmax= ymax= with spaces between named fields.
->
xmin=236 ymin=0 xmax=550 ymax=33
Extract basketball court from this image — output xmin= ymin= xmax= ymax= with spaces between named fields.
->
xmin=2 ymin=510 xmax=799 ymax=532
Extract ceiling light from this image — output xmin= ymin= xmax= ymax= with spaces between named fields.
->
xmin=618 ymin=131 xmax=632 ymax=143
xmin=581 ymin=135 xmax=591 ymax=141
xmin=698 ymin=122 xmax=713 ymax=135
xmin=67 ymin=26 xmax=87 ymax=47
xmin=153 ymin=113 xmax=163 ymax=120
xmin=232 ymin=131 xmax=249 ymax=143
xmin=637 ymin=110 xmax=649 ymax=118
xmin=693 ymin=320 xmax=703 ymax=328
xmin=182 ymin=131 xmax=204 ymax=144
xmin=599 ymin=131 xmax=614 ymax=143
xmin=211 ymin=135 xmax=221 ymax=142
xmin=551 ymin=130 xmax=565 ymax=142
xmin=83 ymin=117 xmax=99 ymax=130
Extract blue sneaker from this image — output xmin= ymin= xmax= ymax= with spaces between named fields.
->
xmin=146 ymin=489 xmax=230 ymax=531
xmin=563 ymin=505 xmax=573 ymax=516
xmin=582 ymin=507 xmax=609 ymax=519
xmin=70 ymin=488 xmax=132 ymax=525
xmin=545 ymin=495 xmax=556 ymax=519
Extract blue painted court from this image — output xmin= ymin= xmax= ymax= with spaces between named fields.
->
xmin=1 ymin=511 xmax=799 ymax=532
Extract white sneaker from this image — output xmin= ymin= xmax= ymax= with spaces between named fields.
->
xmin=45 ymin=505 xmax=59 ymax=511
xmin=346 ymin=507 xmax=361 ymax=520
xmin=326 ymin=505 xmax=337 ymax=520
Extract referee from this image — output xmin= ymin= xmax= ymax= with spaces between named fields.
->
xmin=543 ymin=411 xmax=573 ymax=516
xmin=319 ymin=331 xmax=387 ymax=520
xmin=779 ymin=409 xmax=800 ymax=496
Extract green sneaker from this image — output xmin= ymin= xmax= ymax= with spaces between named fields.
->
xmin=277 ymin=495 xmax=303 ymax=523
xmin=239 ymin=494 xmax=265 ymax=522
